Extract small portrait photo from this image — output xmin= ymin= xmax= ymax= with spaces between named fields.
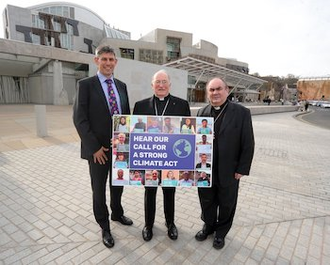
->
xmin=129 ymin=170 xmax=144 ymax=186
xmin=112 ymin=168 xmax=130 ymax=186
xmin=114 ymin=115 xmax=130 ymax=133
xmin=113 ymin=152 xmax=129 ymax=168
xmin=113 ymin=132 xmax=129 ymax=153
xmin=196 ymin=117 xmax=213 ymax=134
xmin=195 ymin=170 xmax=211 ymax=187
xmin=178 ymin=170 xmax=195 ymax=187
xmin=163 ymin=116 xmax=181 ymax=134
xmin=195 ymin=153 xmax=212 ymax=169
xmin=161 ymin=170 xmax=179 ymax=187
xmin=196 ymin=134 xmax=212 ymax=145
xmin=130 ymin=116 xmax=147 ymax=133
xmin=144 ymin=170 xmax=161 ymax=186
xmin=147 ymin=117 xmax=163 ymax=133
xmin=180 ymin=117 xmax=196 ymax=134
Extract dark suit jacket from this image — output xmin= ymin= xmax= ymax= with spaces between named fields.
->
xmin=73 ymin=75 xmax=130 ymax=160
xmin=197 ymin=101 xmax=254 ymax=187
xmin=133 ymin=94 xmax=191 ymax=117
xmin=196 ymin=162 xmax=211 ymax=169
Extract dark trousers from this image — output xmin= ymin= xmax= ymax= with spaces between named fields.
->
xmin=88 ymin=160 xmax=124 ymax=231
xmin=197 ymin=181 xmax=239 ymax=238
xmin=144 ymin=186 xmax=175 ymax=227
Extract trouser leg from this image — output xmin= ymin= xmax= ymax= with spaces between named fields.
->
xmin=162 ymin=187 xmax=176 ymax=225
xmin=109 ymin=167 xmax=124 ymax=218
xmin=216 ymin=181 xmax=239 ymax=238
xmin=144 ymin=187 xmax=157 ymax=227
xmin=88 ymin=160 xmax=110 ymax=231
xmin=197 ymin=185 xmax=218 ymax=227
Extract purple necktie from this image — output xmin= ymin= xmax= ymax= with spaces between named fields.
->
xmin=105 ymin=79 xmax=119 ymax=115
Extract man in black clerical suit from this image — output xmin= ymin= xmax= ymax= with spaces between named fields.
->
xmin=133 ymin=70 xmax=191 ymax=241
xmin=73 ymin=45 xmax=133 ymax=249
xmin=195 ymin=77 xmax=254 ymax=250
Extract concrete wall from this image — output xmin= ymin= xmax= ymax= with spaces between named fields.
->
xmin=89 ymin=57 xmax=188 ymax=108
xmin=28 ymin=73 xmax=53 ymax=104
xmin=5 ymin=5 xmax=31 ymax=41
xmin=74 ymin=20 xmax=105 ymax=53
xmin=190 ymin=105 xmax=299 ymax=116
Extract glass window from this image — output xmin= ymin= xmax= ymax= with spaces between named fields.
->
xmin=56 ymin=6 xmax=61 ymax=16
xmin=120 ymin=48 xmax=134 ymax=60
xmin=53 ymin=21 xmax=61 ymax=32
xmin=63 ymin=6 xmax=69 ymax=17
xmin=50 ymin=7 xmax=56 ymax=15
xmin=166 ymin=37 xmax=181 ymax=60
xmin=70 ymin=7 xmax=74 ymax=19
xmin=31 ymin=33 xmax=40 ymax=44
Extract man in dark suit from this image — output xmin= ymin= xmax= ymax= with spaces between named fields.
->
xmin=195 ymin=77 xmax=254 ymax=250
xmin=133 ymin=69 xmax=191 ymax=241
xmin=73 ymin=45 xmax=133 ymax=249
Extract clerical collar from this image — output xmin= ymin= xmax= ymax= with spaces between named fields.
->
xmin=212 ymin=100 xmax=228 ymax=111
xmin=154 ymin=94 xmax=170 ymax=102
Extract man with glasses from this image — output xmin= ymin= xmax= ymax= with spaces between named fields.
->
xmin=73 ymin=45 xmax=133 ymax=249
xmin=195 ymin=77 xmax=255 ymax=250
xmin=133 ymin=69 xmax=191 ymax=241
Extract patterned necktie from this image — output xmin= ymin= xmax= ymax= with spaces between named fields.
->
xmin=105 ymin=79 xmax=119 ymax=115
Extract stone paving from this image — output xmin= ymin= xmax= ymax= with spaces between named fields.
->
xmin=0 ymin=105 xmax=329 ymax=264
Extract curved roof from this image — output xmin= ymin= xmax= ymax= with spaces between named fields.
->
xmin=28 ymin=2 xmax=106 ymax=30
xmin=164 ymin=56 xmax=266 ymax=89
xmin=28 ymin=2 xmax=105 ymax=22
xmin=27 ymin=2 xmax=129 ymax=39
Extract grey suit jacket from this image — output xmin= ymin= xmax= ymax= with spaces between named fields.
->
xmin=73 ymin=75 xmax=130 ymax=159
xmin=197 ymin=101 xmax=254 ymax=187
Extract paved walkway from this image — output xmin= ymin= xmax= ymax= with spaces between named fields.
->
xmin=0 ymin=105 xmax=329 ymax=264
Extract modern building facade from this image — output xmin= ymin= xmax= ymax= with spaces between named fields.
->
xmin=1 ymin=2 xmax=265 ymax=105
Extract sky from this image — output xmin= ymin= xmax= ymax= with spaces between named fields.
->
xmin=0 ymin=0 xmax=329 ymax=77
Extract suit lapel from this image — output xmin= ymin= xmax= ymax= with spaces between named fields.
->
xmin=113 ymin=79 xmax=125 ymax=113
xmin=198 ymin=104 xmax=212 ymax=117
xmin=219 ymin=102 xmax=234 ymax=134
xmin=93 ymin=75 xmax=110 ymax=113
xmin=149 ymin=97 xmax=156 ymax=115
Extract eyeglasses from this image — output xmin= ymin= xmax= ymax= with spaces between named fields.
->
xmin=154 ymin=80 xmax=168 ymax=85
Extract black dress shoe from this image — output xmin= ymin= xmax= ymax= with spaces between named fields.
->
xmin=166 ymin=223 xmax=178 ymax=240
xmin=111 ymin=215 xmax=133 ymax=226
xmin=213 ymin=236 xmax=225 ymax=249
xmin=195 ymin=224 xmax=214 ymax=241
xmin=102 ymin=230 xmax=114 ymax=248
xmin=142 ymin=226 xmax=153 ymax=241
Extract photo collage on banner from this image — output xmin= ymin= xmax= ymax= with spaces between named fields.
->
xmin=112 ymin=115 xmax=213 ymax=187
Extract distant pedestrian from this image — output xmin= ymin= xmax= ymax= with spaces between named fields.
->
xmin=304 ymin=100 xmax=309 ymax=111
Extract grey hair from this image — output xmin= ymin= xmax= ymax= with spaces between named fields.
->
xmin=151 ymin=69 xmax=171 ymax=83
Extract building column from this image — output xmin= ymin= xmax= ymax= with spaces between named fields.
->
xmin=53 ymin=60 xmax=69 ymax=105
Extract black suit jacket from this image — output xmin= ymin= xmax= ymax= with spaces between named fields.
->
xmin=133 ymin=94 xmax=191 ymax=117
xmin=196 ymin=162 xmax=211 ymax=169
xmin=73 ymin=75 xmax=130 ymax=160
xmin=197 ymin=101 xmax=254 ymax=187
